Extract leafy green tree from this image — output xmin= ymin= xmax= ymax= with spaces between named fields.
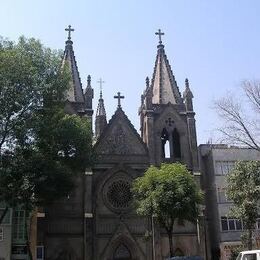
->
xmin=226 ymin=161 xmax=260 ymax=250
xmin=0 ymin=37 xmax=93 ymax=259
xmin=132 ymin=163 xmax=203 ymax=257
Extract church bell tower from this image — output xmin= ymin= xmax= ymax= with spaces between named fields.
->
xmin=139 ymin=29 xmax=199 ymax=171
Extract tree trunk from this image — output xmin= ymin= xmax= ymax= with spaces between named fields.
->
xmin=167 ymin=230 xmax=174 ymax=257
xmin=25 ymin=210 xmax=33 ymax=260
xmin=247 ymin=229 xmax=253 ymax=250
xmin=0 ymin=206 xmax=8 ymax=225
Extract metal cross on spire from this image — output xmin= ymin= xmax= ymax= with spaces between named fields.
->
xmin=65 ymin=25 xmax=75 ymax=40
xmin=155 ymin=29 xmax=164 ymax=44
xmin=114 ymin=92 xmax=125 ymax=108
xmin=97 ymin=78 xmax=105 ymax=98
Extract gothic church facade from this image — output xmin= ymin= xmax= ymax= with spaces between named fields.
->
xmin=37 ymin=28 xmax=205 ymax=260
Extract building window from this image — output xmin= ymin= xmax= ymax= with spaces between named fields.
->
xmin=37 ymin=246 xmax=44 ymax=260
xmin=0 ymin=227 xmax=3 ymax=241
xmin=12 ymin=210 xmax=26 ymax=241
xmin=221 ymin=217 xmax=228 ymax=231
xmin=172 ymin=128 xmax=181 ymax=159
xmin=221 ymin=217 xmax=243 ymax=231
xmin=161 ymin=128 xmax=170 ymax=159
xmin=161 ymin=127 xmax=181 ymax=160
xmin=217 ymin=188 xmax=232 ymax=203
xmin=215 ymin=161 xmax=235 ymax=175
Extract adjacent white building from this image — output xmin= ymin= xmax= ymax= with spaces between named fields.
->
xmin=199 ymin=144 xmax=260 ymax=260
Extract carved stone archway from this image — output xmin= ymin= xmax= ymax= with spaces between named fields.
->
xmin=113 ymin=243 xmax=132 ymax=260
xmin=106 ymin=235 xmax=140 ymax=260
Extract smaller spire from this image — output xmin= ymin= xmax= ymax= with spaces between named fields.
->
xmin=145 ymin=76 xmax=150 ymax=90
xmin=95 ymin=80 xmax=107 ymax=138
xmin=97 ymin=78 xmax=105 ymax=99
xmin=183 ymin=78 xmax=193 ymax=98
xmin=87 ymin=75 xmax=91 ymax=88
xmin=84 ymin=75 xmax=94 ymax=111
xmin=185 ymin=78 xmax=190 ymax=89
xmin=141 ymin=94 xmax=144 ymax=105
xmin=183 ymin=78 xmax=194 ymax=112
xmin=96 ymin=79 xmax=106 ymax=117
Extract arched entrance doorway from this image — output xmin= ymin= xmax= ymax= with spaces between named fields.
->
xmin=113 ymin=243 xmax=132 ymax=260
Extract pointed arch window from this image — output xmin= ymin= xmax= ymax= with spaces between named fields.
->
xmin=161 ymin=127 xmax=181 ymax=160
xmin=161 ymin=128 xmax=169 ymax=159
xmin=113 ymin=244 xmax=132 ymax=260
xmin=172 ymin=128 xmax=181 ymax=159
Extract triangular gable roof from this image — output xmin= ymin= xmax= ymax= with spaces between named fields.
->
xmin=94 ymin=108 xmax=148 ymax=156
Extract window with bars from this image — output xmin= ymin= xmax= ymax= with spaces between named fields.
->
xmin=215 ymin=161 xmax=235 ymax=175
xmin=221 ymin=217 xmax=243 ymax=231
xmin=217 ymin=188 xmax=232 ymax=203
xmin=12 ymin=210 xmax=26 ymax=241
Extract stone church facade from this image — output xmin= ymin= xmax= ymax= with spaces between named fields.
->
xmin=37 ymin=28 xmax=205 ymax=260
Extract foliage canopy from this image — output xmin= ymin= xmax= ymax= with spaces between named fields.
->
xmin=226 ymin=160 xmax=260 ymax=250
xmin=132 ymin=163 xmax=203 ymax=257
xmin=0 ymin=36 xmax=93 ymax=213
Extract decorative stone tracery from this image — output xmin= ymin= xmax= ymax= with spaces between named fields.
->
xmin=107 ymin=180 xmax=132 ymax=209
xmin=103 ymin=173 xmax=133 ymax=213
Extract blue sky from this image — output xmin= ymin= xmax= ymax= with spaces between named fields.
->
xmin=1 ymin=0 xmax=260 ymax=144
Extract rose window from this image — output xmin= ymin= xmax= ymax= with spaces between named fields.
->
xmin=107 ymin=180 xmax=132 ymax=209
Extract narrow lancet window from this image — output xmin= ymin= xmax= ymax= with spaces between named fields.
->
xmin=172 ymin=128 xmax=181 ymax=158
xmin=161 ymin=128 xmax=169 ymax=158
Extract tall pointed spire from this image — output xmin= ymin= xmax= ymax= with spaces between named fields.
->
xmin=183 ymin=78 xmax=194 ymax=111
xmin=95 ymin=78 xmax=107 ymax=138
xmin=96 ymin=78 xmax=106 ymax=117
xmin=150 ymin=29 xmax=182 ymax=105
xmin=84 ymin=75 xmax=94 ymax=110
xmin=62 ymin=25 xmax=84 ymax=103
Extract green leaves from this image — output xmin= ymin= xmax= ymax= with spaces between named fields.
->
xmin=0 ymin=36 xmax=69 ymax=150
xmin=226 ymin=161 xmax=260 ymax=249
xmin=132 ymin=163 xmax=203 ymax=256
xmin=132 ymin=163 xmax=203 ymax=230
xmin=0 ymin=36 xmax=93 ymax=212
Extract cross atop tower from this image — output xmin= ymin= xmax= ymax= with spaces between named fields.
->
xmin=97 ymin=78 xmax=105 ymax=98
xmin=65 ymin=25 xmax=75 ymax=40
xmin=155 ymin=29 xmax=164 ymax=45
xmin=97 ymin=78 xmax=105 ymax=92
xmin=114 ymin=92 xmax=125 ymax=108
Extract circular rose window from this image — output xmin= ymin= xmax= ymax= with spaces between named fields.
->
xmin=105 ymin=179 xmax=132 ymax=210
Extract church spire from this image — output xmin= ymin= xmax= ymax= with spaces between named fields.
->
xmin=95 ymin=78 xmax=107 ymax=138
xmin=62 ymin=25 xmax=85 ymax=103
xmin=183 ymin=78 xmax=194 ymax=111
xmin=150 ymin=29 xmax=182 ymax=105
